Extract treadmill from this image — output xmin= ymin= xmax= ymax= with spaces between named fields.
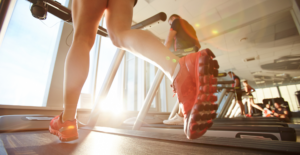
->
xmin=1 ymin=127 xmax=300 ymax=155
xmin=1 ymin=0 xmax=300 ymax=154
xmin=121 ymin=84 xmax=295 ymax=141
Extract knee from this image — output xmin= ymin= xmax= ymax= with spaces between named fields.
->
xmin=109 ymin=33 xmax=123 ymax=48
xmin=73 ymin=33 xmax=96 ymax=49
xmin=108 ymin=30 xmax=129 ymax=48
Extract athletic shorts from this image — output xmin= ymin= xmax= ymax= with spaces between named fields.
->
xmin=247 ymin=93 xmax=253 ymax=98
xmin=235 ymin=91 xmax=242 ymax=101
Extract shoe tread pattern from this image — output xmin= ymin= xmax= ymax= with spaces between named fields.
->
xmin=186 ymin=48 xmax=219 ymax=139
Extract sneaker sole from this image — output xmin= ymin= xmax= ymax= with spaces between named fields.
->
xmin=185 ymin=48 xmax=219 ymax=139
xmin=49 ymin=126 xmax=79 ymax=141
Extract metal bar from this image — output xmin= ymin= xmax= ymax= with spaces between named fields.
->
xmin=26 ymin=0 xmax=167 ymax=37
xmin=226 ymin=94 xmax=236 ymax=118
xmin=168 ymin=98 xmax=179 ymax=120
xmin=131 ymin=12 xmax=167 ymax=30
xmin=217 ymin=81 xmax=234 ymax=84
xmin=232 ymin=103 xmax=241 ymax=117
xmin=290 ymin=9 xmax=300 ymax=35
xmin=216 ymin=89 xmax=227 ymax=105
xmin=134 ymin=57 xmax=138 ymax=111
xmin=123 ymin=53 xmax=128 ymax=110
xmin=224 ymin=94 xmax=239 ymax=117
xmin=225 ymin=95 xmax=236 ymax=117
xmin=229 ymin=97 xmax=240 ymax=118
xmin=277 ymin=86 xmax=282 ymax=98
xmin=218 ymin=92 xmax=234 ymax=118
xmin=0 ymin=0 xmax=11 ymax=32
xmin=92 ymin=19 xmax=104 ymax=103
xmin=0 ymin=0 xmax=16 ymax=48
xmin=217 ymin=86 xmax=234 ymax=90
xmin=133 ymin=70 xmax=164 ymax=130
xmin=86 ymin=49 xmax=125 ymax=127
xmin=216 ymin=89 xmax=227 ymax=117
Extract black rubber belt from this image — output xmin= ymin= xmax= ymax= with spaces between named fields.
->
xmin=80 ymin=126 xmax=300 ymax=154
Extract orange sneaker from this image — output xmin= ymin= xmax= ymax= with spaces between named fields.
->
xmin=172 ymin=48 xmax=219 ymax=139
xmin=49 ymin=113 xmax=78 ymax=141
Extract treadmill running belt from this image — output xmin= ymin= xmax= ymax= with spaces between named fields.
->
xmin=0 ymin=130 xmax=293 ymax=155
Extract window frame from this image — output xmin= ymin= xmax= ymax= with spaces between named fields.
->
xmin=0 ymin=0 xmax=17 ymax=47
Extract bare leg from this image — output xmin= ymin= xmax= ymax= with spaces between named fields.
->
xmin=62 ymin=0 xmax=181 ymax=122
xmin=247 ymin=100 xmax=252 ymax=115
xmin=237 ymin=100 xmax=245 ymax=115
xmin=280 ymin=115 xmax=286 ymax=118
xmin=62 ymin=0 xmax=107 ymax=122
xmin=250 ymin=98 xmax=263 ymax=111
xmin=106 ymin=0 xmax=179 ymax=81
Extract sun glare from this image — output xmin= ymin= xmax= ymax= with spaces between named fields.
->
xmin=100 ymin=100 xmax=124 ymax=115
xmin=212 ymin=30 xmax=218 ymax=34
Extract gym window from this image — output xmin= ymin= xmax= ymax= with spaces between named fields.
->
xmin=0 ymin=0 xmax=69 ymax=106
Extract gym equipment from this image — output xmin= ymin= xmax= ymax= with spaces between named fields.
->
xmin=0 ymin=0 xmax=11 ymax=32
xmin=1 ymin=128 xmax=300 ymax=154
xmin=217 ymin=72 xmax=227 ymax=77
xmin=0 ymin=0 xmax=167 ymax=132
xmin=125 ymin=84 xmax=297 ymax=141
xmin=217 ymin=80 xmax=235 ymax=84
xmin=296 ymin=90 xmax=300 ymax=108
xmin=27 ymin=0 xmax=166 ymax=37
xmin=1 ymin=1 xmax=300 ymax=154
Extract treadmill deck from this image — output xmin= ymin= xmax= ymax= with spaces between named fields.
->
xmin=1 ymin=128 xmax=300 ymax=155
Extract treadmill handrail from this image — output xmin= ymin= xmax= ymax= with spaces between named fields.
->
xmin=217 ymin=86 xmax=234 ymax=90
xmin=26 ymin=0 xmax=167 ymax=37
xmin=217 ymin=81 xmax=234 ymax=84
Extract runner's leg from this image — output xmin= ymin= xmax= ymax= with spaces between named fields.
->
xmin=250 ymin=98 xmax=263 ymax=111
xmin=105 ymin=0 xmax=179 ymax=81
xmin=247 ymin=99 xmax=252 ymax=115
xmin=62 ymin=0 xmax=107 ymax=122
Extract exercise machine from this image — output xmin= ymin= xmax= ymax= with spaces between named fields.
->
xmin=0 ymin=0 xmax=300 ymax=154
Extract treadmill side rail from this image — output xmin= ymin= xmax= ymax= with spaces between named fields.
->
xmin=0 ymin=115 xmax=54 ymax=132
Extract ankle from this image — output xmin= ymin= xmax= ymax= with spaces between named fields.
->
xmin=62 ymin=113 xmax=76 ymax=123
